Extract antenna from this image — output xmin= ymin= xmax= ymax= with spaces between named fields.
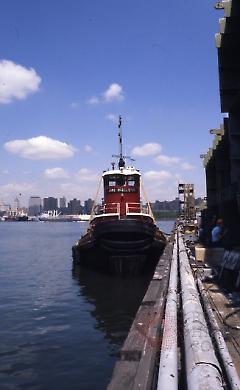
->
xmin=117 ymin=116 xmax=125 ymax=168
xmin=118 ymin=115 xmax=123 ymax=158
xmin=112 ymin=116 xmax=135 ymax=169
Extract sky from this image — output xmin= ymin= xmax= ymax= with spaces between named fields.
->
xmin=0 ymin=0 xmax=225 ymax=206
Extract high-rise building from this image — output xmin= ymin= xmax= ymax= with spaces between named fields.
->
xmin=28 ymin=196 xmax=42 ymax=216
xmin=84 ymin=198 xmax=94 ymax=214
xmin=12 ymin=197 xmax=20 ymax=213
xmin=43 ymin=197 xmax=58 ymax=211
xmin=59 ymin=197 xmax=66 ymax=209
xmin=68 ymin=199 xmax=82 ymax=215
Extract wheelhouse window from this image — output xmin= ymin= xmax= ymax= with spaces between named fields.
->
xmin=105 ymin=175 xmax=126 ymax=187
xmin=104 ymin=174 xmax=139 ymax=192
xmin=116 ymin=176 xmax=126 ymax=186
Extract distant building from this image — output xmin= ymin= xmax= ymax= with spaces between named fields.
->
xmin=59 ymin=196 xmax=66 ymax=209
xmin=0 ymin=199 xmax=10 ymax=213
xmin=12 ymin=197 xmax=20 ymax=213
xmin=68 ymin=199 xmax=82 ymax=215
xmin=43 ymin=197 xmax=58 ymax=211
xmin=28 ymin=196 xmax=42 ymax=216
xmin=84 ymin=198 xmax=94 ymax=214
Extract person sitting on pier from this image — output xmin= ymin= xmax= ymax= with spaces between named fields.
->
xmin=211 ymin=218 xmax=227 ymax=247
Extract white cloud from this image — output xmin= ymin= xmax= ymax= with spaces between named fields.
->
xmin=87 ymin=96 xmax=99 ymax=105
xmin=143 ymin=170 xmax=173 ymax=181
xmin=155 ymin=154 xmax=194 ymax=170
xmin=141 ymin=171 xmax=178 ymax=201
xmin=132 ymin=143 xmax=162 ymax=157
xmin=87 ymin=83 xmax=124 ymax=105
xmin=4 ymin=136 xmax=76 ymax=160
xmin=0 ymin=60 xmax=41 ymax=104
xmin=0 ymin=182 xmax=37 ymax=200
xmin=60 ymin=182 xmax=100 ymax=202
xmin=59 ymin=169 xmax=100 ymax=200
xmin=77 ymin=168 xmax=98 ymax=182
xmin=155 ymin=154 xmax=181 ymax=166
xmin=44 ymin=167 xmax=69 ymax=179
xmin=103 ymin=83 xmax=124 ymax=102
xmin=84 ymin=145 xmax=93 ymax=153
xmin=181 ymin=162 xmax=194 ymax=170
xmin=105 ymin=113 xmax=118 ymax=122
xmin=142 ymin=168 xmax=200 ymax=201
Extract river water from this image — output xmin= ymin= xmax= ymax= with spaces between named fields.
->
xmin=0 ymin=220 xmax=174 ymax=390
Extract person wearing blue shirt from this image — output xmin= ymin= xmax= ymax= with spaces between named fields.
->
xmin=211 ymin=218 xmax=227 ymax=247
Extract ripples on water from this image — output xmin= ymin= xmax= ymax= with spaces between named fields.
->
xmin=0 ymin=220 xmax=174 ymax=390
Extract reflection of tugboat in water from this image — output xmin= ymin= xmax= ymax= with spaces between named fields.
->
xmin=72 ymin=265 xmax=151 ymax=347
xmin=72 ymin=117 xmax=166 ymax=276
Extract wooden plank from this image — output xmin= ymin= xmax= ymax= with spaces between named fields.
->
xmin=142 ymin=243 xmax=172 ymax=303
xmin=142 ymin=280 xmax=162 ymax=305
xmin=120 ymin=305 xmax=155 ymax=361
xmin=132 ymin=257 xmax=171 ymax=390
xmin=107 ymin=361 xmax=139 ymax=390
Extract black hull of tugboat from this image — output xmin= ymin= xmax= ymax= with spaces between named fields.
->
xmin=72 ymin=219 xmax=166 ymax=276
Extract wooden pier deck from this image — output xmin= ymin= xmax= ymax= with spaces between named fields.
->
xmin=107 ymin=227 xmax=240 ymax=390
xmin=107 ymin=240 xmax=173 ymax=390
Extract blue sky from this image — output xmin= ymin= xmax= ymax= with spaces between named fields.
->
xmin=0 ymin=0 xmax=224 ymax=205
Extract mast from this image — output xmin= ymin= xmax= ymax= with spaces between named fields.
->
xmin=118 ymin=115 xmax=122 ymax=158
xmin=118 ymin=116 xmax=125 ymax=169
xmin=112 ymin=116 xmax=135 ymax=169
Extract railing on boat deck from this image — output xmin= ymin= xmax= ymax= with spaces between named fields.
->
xmin=90 ymin=202 xmax=154 ymax=221
xmin=125 ymin=202 xmax=152 ymax=215
xmin=90 ymin=203 xmax=120 ymax=220
xmin=103 ymin=203 xmax=120 ymax=215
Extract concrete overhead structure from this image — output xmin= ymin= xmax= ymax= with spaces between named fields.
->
xmin=203 ymin=0 xmax=240 ymax=245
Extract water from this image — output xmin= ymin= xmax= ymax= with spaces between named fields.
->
xmin=0 ymin=220 xmax=174 ymax=390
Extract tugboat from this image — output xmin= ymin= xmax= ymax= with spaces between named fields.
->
xmin=72 ymin=117 xmax=166 ymax=276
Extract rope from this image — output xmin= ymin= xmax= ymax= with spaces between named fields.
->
xmin=140 ymin=178 xmax=155 ymax=222
xmin=89 ymin=176 xmax=102 ymax=224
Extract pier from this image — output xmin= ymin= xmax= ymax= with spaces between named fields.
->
xmin=107 ymin=225 xmax=240 ymax=389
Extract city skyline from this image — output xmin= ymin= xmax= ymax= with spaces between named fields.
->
xmin=1 ymin=194 xmax=203 ymax=209
xmin=0 ymin=2 xmax=224 ymax=204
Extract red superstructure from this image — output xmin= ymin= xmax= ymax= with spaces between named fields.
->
xmin=103 ymin=168 xmax=140 ymax=216
xmin=90 ymin=116 xmax=154 ymax=223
